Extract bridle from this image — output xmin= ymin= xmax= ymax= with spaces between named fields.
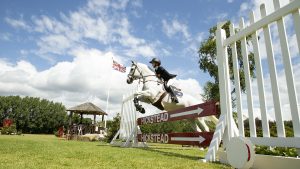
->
xmin=127 ymin=62 xmax=161 ymax=84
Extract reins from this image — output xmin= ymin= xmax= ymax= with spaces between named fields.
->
xmin=128 ymin=63 xmax=162 ymax=84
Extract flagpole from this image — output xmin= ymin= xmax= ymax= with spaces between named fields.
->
xmin=104 ymin=56 xmax=126 ymax=131
xmin=105 ymin=56 xmax=113 ymax=130
xmin=104 ymin=88 xmax=110 ymax=129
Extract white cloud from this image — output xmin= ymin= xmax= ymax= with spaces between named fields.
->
xmin=160 ymin=18 xmax=205 ymax=61
xmin=204 ymin=12 xmax=228 ymax=24
xmin=146 ymin=24 xmax=154 ymax=31
xmin=175 ymin=78 xmax=204 ymax=102
xmin=182 ymin=32 xmax=206 ymax=59
xmin=162 ymin=19 xmax=191 ymax=41
xmin=37 ymin=34 xmax=73 ymax=55
xmin=227 ymin=0 xmax=234 ymax=3
xmin=0 ymin=48 xmax=136 ymax=118
xmin=86 ymin=0 xmax=110 ymax=14
xmin=0 ymin=33 xmax=11 ymax=41
xmin=68 ymin=10 xmax=110 ymax=43
xmin=62 ymin=0 xmax=155 ymax=57
xmin=172 ymin=68 xmax=199 ymax=80
xmin=125 ymin=45 xmax=156 ymax=58
xmin=111 ymin=0 xmax=130 ymax=9
xmin=116 ymin=18 xmax=144 ymax=46
xmin=213 ymin=13 xmax=229 ymax=22
xmin=32 ymin=15 xmax=67 ymax=34
xmin=0 ymin=47 xmax=205 ymax=119
xmin=5 ymin=0 xmax=156 ymax=61
xmin=4 ymin=17 xmax=30 ymax=30
xmin=131 ymin=0 xmax=143 ymax=8
xmin=239 ymin=2 xmax=252 ymax=17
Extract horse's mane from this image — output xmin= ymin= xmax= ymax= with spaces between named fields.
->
xmin=136 ymin=62 xmax=156 ymax=76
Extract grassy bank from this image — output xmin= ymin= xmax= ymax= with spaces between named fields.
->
xmin=0 ymin=134 xmax=231 ymax=169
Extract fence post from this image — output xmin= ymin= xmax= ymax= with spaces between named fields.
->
xmin=216 ymin=23 xmax=233 ymax=145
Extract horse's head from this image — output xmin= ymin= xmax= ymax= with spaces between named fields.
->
xmin=127 ymin=61 xmax=140 ymax=84
xmin=126 ymin=61 xmax=155 ymax=84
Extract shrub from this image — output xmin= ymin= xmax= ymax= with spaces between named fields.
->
xmin=54 ymin=131 xmax=59 ymax=137
xmin=105 ymin=114 xmax=121 ymax=142
xmin=255 ymin=146 xmax=298 ymax=157
xmin=0 ymin=124 xmax=17 ymax=135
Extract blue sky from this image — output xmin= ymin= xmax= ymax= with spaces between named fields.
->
xmin=0 ymin=0 xmax=242 ymax=79
xmin=0 ymin=0 xmax=299 ymax=120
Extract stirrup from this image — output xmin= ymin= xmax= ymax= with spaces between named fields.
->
xmin=171 ymin=97 xmax=179 ymax=103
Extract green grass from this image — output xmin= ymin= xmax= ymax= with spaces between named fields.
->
xmin=0 ymin=135 xmax=231 ymax=169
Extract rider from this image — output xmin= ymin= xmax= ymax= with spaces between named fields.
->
xmin=149 ymin=58 xmax=179 ymax=103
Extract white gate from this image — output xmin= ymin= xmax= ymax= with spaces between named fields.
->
xmin=209 ymin=0 xmax=300 ymax=168
xmin=110 ymin=89 xmax=141 ymax=147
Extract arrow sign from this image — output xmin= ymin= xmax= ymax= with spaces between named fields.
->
xmin=138 ymin=132 xmax=214 ymax=147
xmin=168 ymin=132 xmax=213 ymax=147
xmin=169 ymin=107 xmax=203 ymax=118
xmin=137 ymin=100 xmax=218 ymax=125
xmin=171 ymin=135 xmax=206 ymax=144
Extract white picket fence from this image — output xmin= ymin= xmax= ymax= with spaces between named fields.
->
xmin=112 ymin=1 xmax=300 ymax=168
xmin=212 ymin=0 xmax=300 ymax=168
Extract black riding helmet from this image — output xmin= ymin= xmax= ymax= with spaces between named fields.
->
xmin=149 ymin=58 xmax=161 ymax=66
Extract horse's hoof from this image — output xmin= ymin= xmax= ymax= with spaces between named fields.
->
xmin=172 ymin=97 xmax=179 ymax=103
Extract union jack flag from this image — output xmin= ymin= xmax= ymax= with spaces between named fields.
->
xmin=112 ymin=60 xmax=126 ymax=73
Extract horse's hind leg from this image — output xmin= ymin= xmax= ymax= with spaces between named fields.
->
xmin=209 ymin=116 xmax=219 ymax=124
xmin=196 ymin=117 xmax=210 ymax=132
xmin=189 ymin=119 xmax=202 ymax=132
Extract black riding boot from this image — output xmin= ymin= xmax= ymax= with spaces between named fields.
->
xmin=168 ymin=86 xmax=179 ymax=103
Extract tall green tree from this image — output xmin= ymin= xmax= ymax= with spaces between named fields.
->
xmin=0 ymin=96 xmax=67 ymax=134
xmin=198 ymin=21 xmax=256 ymax=102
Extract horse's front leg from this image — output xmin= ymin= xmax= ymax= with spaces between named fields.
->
xmin=133 ymin=97 xmax=145 ymax=114
xmin=133 ymin=90 xmax=153 ymax=114
xmin=133 ymin=90 xmax=152 ymax=98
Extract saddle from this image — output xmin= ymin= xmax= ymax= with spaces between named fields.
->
xmin=152 ymin=85 xmax=183 ymax=110
xmin=152 ymin=92 xmax=168 ymax=110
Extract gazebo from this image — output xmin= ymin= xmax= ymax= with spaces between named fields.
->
xmin=67 ymin=102 xmax=107 ymax=140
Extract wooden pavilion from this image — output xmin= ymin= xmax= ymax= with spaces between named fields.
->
xmin=66 ymin=102 xmax=107 ymax=140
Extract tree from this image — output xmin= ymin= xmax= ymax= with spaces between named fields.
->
xmin=198 ymin=21 xmax=256 ymax=102
xmin=201 ymin=81 xmax=219 ymax=102
xmin=0 ymin=96 xmax=67 ymax=134
xmin=105 ymin=113 xmax=121 ymax=142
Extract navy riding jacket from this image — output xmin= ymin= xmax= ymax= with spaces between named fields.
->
xmin=155 ymin=66 xmax=177 ymax=82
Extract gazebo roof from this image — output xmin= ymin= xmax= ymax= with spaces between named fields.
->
xmin=67 ymin=102 xmax=107 ymax=115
